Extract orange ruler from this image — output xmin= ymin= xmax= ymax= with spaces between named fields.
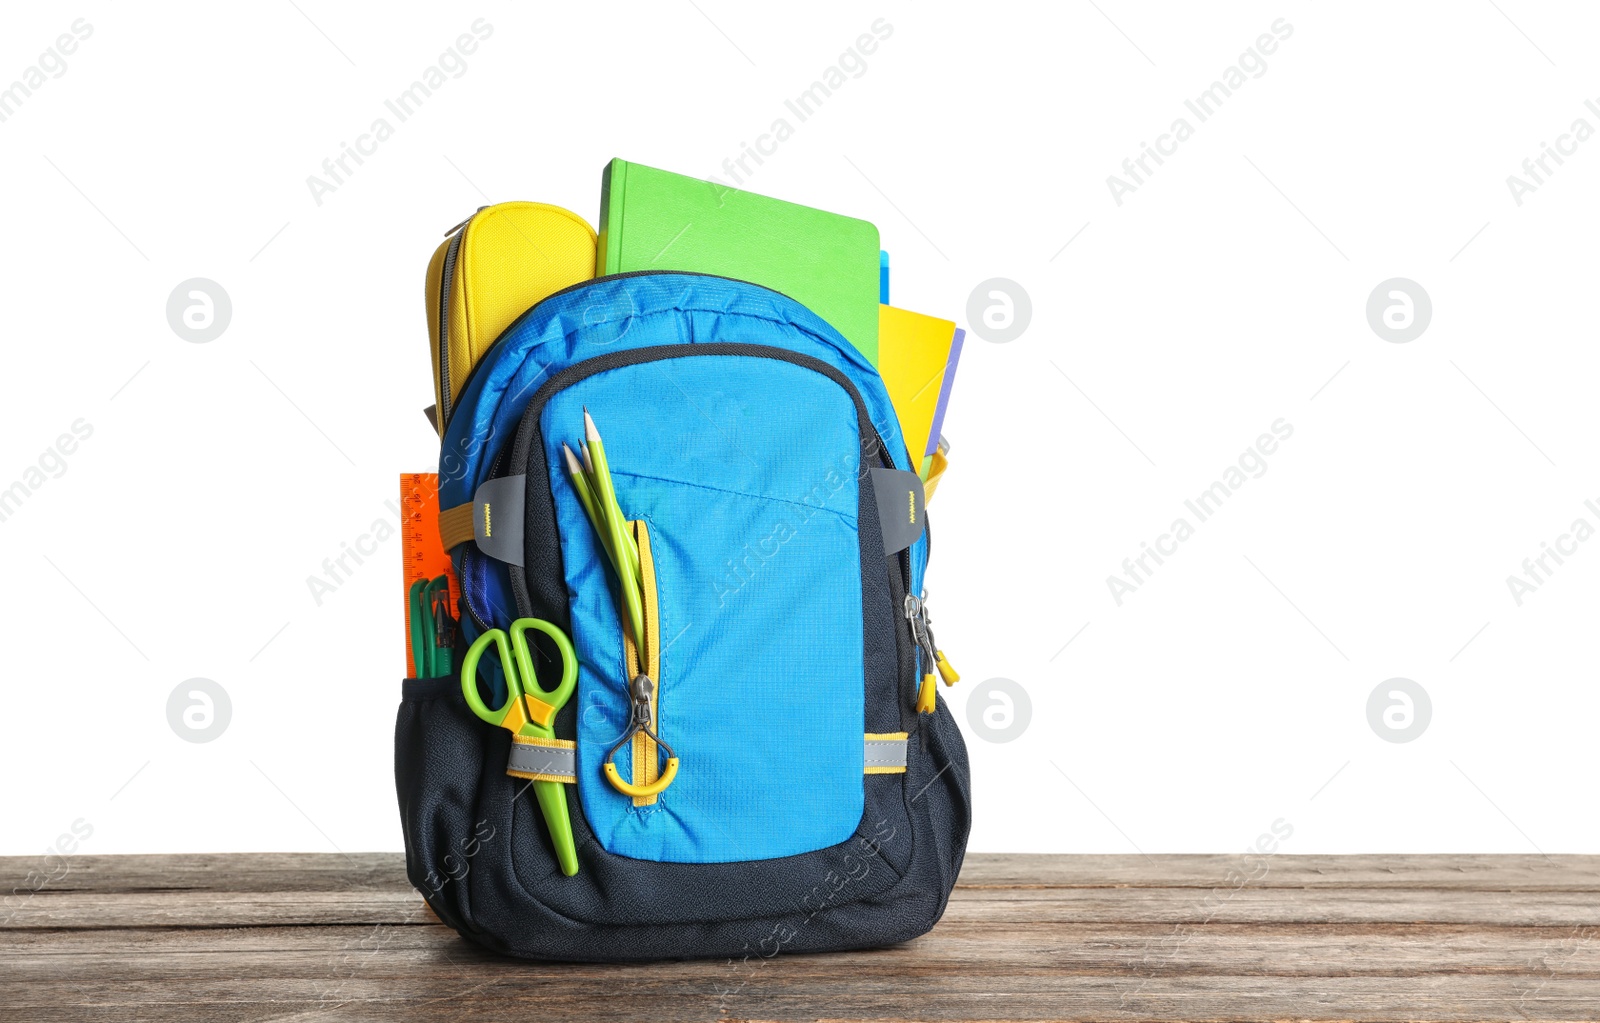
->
xmin=400 ymin=473 xmax=460 ymax=678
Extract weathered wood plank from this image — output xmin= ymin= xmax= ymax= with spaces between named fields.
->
xmin=7 ymin=984 xmax=1600 ymax=1023
xmin=0 ymin=852 xmax=406 ymax=894
xmin=8 ymin=853 xmax=1600 ymax=896
xmin=954 ymin=853 xmax=1600 ymax=890
xmin=1 ymin=890 xmax=432 ymax=928
xmin=8 ymin=920 xmax=1600 ymax=975
xmin=5 ymin=939 xmax=1600 ymax=1023
xmin=944 ymin=887 xmax=1600 ymax=926
xmin=10 ymin=886 xmax=1600 ymax=930
xmin=6 ymin=854 xmax=1600 ymax=1023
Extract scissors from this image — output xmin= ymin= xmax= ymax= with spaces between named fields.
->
xmin=460 ymin=618 xmax=580 ymax=876
xmin=408 ymin=576 xmax=455 ymax=678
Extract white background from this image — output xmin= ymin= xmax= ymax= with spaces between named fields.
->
xmin=2 ymin=1 xmax=1596 ymax=858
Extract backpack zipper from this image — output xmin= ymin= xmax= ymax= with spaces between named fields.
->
xmin=906 ymin=591 xmax=959 ymax=714
xmin=620 ymin=520 xmax=672 ymax=803
xmin=604 ymin=525 xmax=678 ymax=802
xmin=456 ymin=546 xmax=494 ymax=634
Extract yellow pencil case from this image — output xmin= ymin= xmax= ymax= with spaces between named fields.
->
xmin=425 ymin=202 xmax=596 ymax=434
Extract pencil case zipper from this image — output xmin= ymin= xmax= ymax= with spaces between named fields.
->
xmin=432 ymin=209 xmax=482 ymax=430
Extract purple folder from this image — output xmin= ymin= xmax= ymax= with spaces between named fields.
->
xmin=924 ymin=328 xmax=964 ymax=456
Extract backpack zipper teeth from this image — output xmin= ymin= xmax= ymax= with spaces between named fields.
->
xmin=904 ymin=595 xmax=936 ymax=667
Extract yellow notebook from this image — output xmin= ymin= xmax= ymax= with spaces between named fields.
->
xmin=878 ymin=304 xmax=957 ymax=472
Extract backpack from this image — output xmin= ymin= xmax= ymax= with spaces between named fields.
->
xmin=396 ymin=201 xmax=971 ymax=963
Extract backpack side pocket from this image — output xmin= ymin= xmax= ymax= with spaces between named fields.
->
xmin=395 ymin=676 xmax=491 ymax=935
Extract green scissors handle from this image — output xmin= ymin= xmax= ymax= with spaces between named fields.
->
xmin=461 ymin=618 xmax=577 ymax=738
xmin=460 ymin=618 xmax=580 ymax=877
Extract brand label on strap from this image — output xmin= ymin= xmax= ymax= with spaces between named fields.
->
xmin=473 ymin=474 xmax=525 ymax=567
xmin=868 ymin=467 xmax=926 ymax=555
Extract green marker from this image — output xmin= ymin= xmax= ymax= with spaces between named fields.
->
xmin=585 ymin=409 xmax=646 ymax=648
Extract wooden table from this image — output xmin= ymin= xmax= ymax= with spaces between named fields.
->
xmin=6 ymin=853 xmax=1599 ymax=1021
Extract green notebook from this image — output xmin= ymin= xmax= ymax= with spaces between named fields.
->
xmin=598 ymin=158 xmax=881 ymax=364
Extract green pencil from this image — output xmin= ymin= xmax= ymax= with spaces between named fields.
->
xmin=578 ymin=439 xmax=640 ymax=589
xmin=563 ymin=443 xmax=600 ymax=525
xmin=585 ymin=409 xmax=646 ymax=649
xmin=563 ymin=443 xmax=620 ymax=569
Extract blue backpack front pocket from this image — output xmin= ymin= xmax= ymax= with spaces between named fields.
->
xmin=535 ymin=350 xmax=868 ymax=863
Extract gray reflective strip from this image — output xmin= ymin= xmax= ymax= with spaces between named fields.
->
xmin=864 ymin=735 xmax=908 ymax=771
xmin=506 ymin=740 xmax=575 ymax=782
xmin=507 ymin=736 xmax=904 ymax=781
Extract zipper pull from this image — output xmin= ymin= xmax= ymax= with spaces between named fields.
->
xmin=905 ymin=595 xmax=939 ymax=713
xmin=922 ymin=602 xmax=960 ymax=687
xmin=442 ymin=205 xmax=489 ymax=237
xmin=603 ymin=674 xmax=679 ymax=798
xmin=629 ymin=673 xmax=656 ymax=729
xmin=906 ymin=592 xmax=959 ymax=713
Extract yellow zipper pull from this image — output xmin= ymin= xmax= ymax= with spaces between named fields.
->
xmin=916 ymin=672 xmax=937 ymax=714
xmin=935 ymin=649 xmax=960 ymax=686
